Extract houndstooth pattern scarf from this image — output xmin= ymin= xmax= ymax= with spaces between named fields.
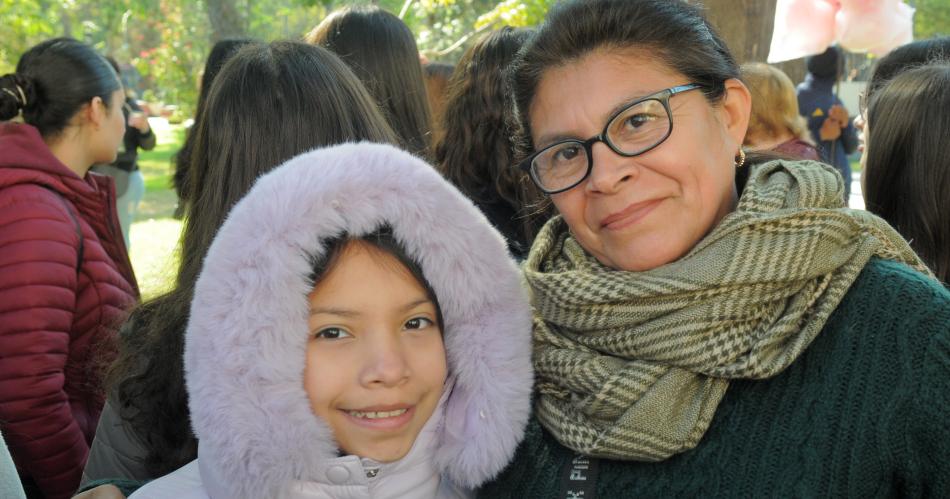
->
xmin=524 ymin=160 xmax=930 ymax=461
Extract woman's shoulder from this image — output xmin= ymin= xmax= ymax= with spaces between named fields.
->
xmin=842 ymin=258 xmax=950 ymax=320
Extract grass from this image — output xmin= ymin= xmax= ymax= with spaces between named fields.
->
xmin=129 ymin=120 xmax=184 ymax=300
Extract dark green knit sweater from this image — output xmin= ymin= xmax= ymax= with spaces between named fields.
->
xmin=479 ymin=259 xmax=950 ymax=498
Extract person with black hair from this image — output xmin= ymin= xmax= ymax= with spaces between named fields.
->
xmin=172 ymin=38 xmax=259 ymax=218
xmin=306 ymin=6 xmax=433 ymax=159
xmin=477 ymin=0 xmax=949 ymax=496
xmin=434 ymin=27 xmax=551 ymax=259
xmin=796 ymin=45 xmax=858 ymax=202
xmin=77 ymin=41 xmax=399 ymax=498
xmin=0 ymin=37 xmax=139 ymax=499
xmin=862 ymin=62 xmax=950 ymax=285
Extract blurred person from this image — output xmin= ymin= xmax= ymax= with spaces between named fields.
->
xmin=307 ymin=6 xmax=433 ymax=159
xmin=0 ymin=37 xmax=139 ymax=499
xmin=434 ymin=27 xmax=550 ymax=259
xmin=172 ymin=38 xmax=258 ymax=218
xmin=423 ymin=61 xmax=454 ymax=132
xmin=862 ymin=62 xmax=950 ymax=284
xmin=77 ymin=41 xmax=398 ymax=497
xmin=475 ymin=0 xmax=950 ymax=496
xmin=855 ymin=36 xmax=950 ymax=152
xmin=741 ymin=62 xmax=819 ymax=160
xmin=91 ymin=56 xmax=156 ymax=249
xmin=1 ymin=430 xmax=26 ymax=499
xmin=797 ymin=45 xmax=858 ymax=201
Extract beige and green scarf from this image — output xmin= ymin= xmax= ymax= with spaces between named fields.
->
xmin=524 ymin=160 xmax=930 ymax=462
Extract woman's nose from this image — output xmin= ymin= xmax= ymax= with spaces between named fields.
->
xmin=585 ymin=141 xmax=637 ymax=194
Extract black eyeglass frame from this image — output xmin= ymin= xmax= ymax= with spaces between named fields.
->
xmin=519 ymin=83 xmax=705 ymax=194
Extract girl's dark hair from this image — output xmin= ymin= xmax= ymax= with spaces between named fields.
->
xmin=173 ymin=38 xmax=259 ymax=207
xmin=109 ymin=40 xmax=399 ymax=476
xmin=435 ymin=27 xmax=551 ymax=257
xmin=306 ymin=6 xmax=433 ymax=159
xmin=0 ymin=37 xmax=120 ymax=137
xmin=508 ymin=0 xmax=739 ymax=161
xmin=865 ymin=36 xmax=950 ymax=104
xmin=311 ymin=226 xmax=443 ymax=329
xmin=864 ymin=63 xmax=950 ymax=283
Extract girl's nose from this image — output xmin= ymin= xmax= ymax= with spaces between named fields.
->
xmin=359 ymin=336 xmax=411 ymax=388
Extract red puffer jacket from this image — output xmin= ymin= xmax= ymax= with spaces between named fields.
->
xmin=0 ymin=123 xmax=139 ymax=498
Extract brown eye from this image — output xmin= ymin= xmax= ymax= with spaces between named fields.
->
xmin=403 ymin=317 xmax=434 ymax=330
xmin=315 ymin=327 xmax=351 ymax=340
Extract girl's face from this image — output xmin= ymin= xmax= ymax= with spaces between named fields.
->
xmin=89 ymin=89 xmax=127 ymax=164
xmin=304 ymin=241 xmax=447 ymax=463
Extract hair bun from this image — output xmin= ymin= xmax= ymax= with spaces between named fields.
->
xmin=0 ymin=73 xmax=32 ymax=121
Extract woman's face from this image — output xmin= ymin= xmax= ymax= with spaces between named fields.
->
xmin=529 ymin=49 xmax=750 ymax=271
xmin=304 ymin=241 xmax=447 ymax=463
xmin=90 ymin=89 xmax=127 ymax=164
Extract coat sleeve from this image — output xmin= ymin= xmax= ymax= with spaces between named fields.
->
xmin=0 ymin=188 xmax=88 ymax=499
xmin=834 ymin=96 xmax=859 ymax=155
xmin=81 ymin=399 xmax=154 ymax=486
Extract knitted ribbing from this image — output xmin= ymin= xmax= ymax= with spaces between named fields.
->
xmin=479 ymin=259 xmax=950 ymax=497
xmin=524 ymin=160 xmax=929 ymax=461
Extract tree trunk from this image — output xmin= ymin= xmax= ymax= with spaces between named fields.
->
xmin=697 ymin=0 xmax=806 ymax=84
xmin=206 ymin=0 xmax=246 ymax=42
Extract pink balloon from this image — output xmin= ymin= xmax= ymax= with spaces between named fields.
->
xmin=768 ymin=0 xmax=840 ymax=63
xmin=836 ymin=0 xmax=915 ymax=56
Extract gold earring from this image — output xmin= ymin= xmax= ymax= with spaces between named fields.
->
xmin=734 ymin=148 xmax=746 ymax=168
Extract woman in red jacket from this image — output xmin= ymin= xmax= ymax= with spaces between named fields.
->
xmin=0 ymin=38 xmax=138 ymax=499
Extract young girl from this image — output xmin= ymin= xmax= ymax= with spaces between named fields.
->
xmin=129 ymin=143 xmax=533 ymax=498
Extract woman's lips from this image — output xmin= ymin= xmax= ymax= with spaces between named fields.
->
xmin=600 ymin=199 xmax=663 ymax=231
xmin=339 ymin=405 xmax=415 ymax=431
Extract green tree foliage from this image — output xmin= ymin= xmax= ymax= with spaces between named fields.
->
xmin=913 ymin=0 xmax=950 ymax=38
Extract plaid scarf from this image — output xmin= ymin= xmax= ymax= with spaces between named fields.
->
xmin=524 ymin=160 xmax=929 ymax=461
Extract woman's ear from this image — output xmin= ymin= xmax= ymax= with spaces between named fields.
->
xmin=719 ymin=78 xmax=752 ymax=146
xmin=84 ymin=96 xmax=106 ymax=129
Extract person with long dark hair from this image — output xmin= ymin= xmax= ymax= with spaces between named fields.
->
xmin=862 ymin=62 xmax=950 ymax=284
xmin=306 ymin=6 xmax=433 ymax=159
xmin=434 ymin=27 xmax=551 ymax=260
xmin=78 ymin=41 xmax=398 ymax=496
xmin=171 ymin=38 xmax=258 ymax=218
xmin=0 ymin=37 xmax=138 ymax=499
xmin=478 ymin=0 xmax=950 ymax=496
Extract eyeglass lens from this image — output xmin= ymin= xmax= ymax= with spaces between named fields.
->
xmin=532 ymin=98 xmax=672 ymax=193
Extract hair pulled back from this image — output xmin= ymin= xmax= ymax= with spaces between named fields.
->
xmin=109 ymin=40 xmax=398 ymax=476
xmin=306 ymin=5 xmax=433 ymax=158
xmin=866 ymin=36 xmax=950 ymax=104
xmin=0 ymin=37 xmax=119 ymax=137
xmin=509 ymin=0 xmax=738 ymax=159
xmin=864 ymin=63 xmax=950 ymax=283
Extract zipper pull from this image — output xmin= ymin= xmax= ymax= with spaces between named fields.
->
xmin=365 ymin=468 xmax=379 ymax=479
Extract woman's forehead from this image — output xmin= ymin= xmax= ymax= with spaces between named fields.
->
xmin=528 ymin=49 xmax=683 ymax=142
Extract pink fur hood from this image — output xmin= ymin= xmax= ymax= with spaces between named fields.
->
xmin=183 ymin=143 xmax=533 ymax=498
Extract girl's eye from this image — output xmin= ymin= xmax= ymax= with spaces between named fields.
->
xmin=314 ymin=327 xmax=352 ymax=340
xmin=404 ymin=317 xmax=434 ymax=331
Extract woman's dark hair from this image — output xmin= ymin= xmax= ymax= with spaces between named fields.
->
xmin=508 ymin=0 xmax=739 ymax=162
xmin=306 ymin=6 xmax=433 ymax=158
xmin=0 ymin=37 xmax=120 ymax=137
xmin=435 ymin=27 xmax=551 ymax=258
xmin=864 ymin=62 xmax=950 ymax=283
xmin=109 ymin=40 xmax=398 ymax=476
xmin=865 ymin=36 xmax=950 ymax=104
xmin=173 ymin=38 xmax=259 ymax=208
xmin=310 ymin=226 xmax=444 ymax=328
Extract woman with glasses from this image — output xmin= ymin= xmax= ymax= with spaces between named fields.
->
xmin=479 ymin=0 xmax=950 ymax=497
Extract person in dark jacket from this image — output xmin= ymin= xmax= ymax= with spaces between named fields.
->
xmin=0 ymin=38 xmax=138 ymax=499
xmin=796 ymin=45 xmax=858 ymax=202
xmin=477 ymin=0 xmax=950 ymax=497
xmin=90 ymin=57 xmax=155 ymax=249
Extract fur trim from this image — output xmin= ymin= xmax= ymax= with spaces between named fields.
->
xmin=185 ymin=143 xmax=533 ymax=497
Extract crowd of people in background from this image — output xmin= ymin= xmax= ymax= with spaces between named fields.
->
xmin=0 ymin=0 xmax=948 ymax=498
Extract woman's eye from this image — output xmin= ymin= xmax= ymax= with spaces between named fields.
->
xmin=552 ymin=144 xmax=581 ymax=163
xmin=404 ymin=317 xmax=434 ymax=330
xmin=314 ymin=327 xmax=351 ymax=340
xmin=624 ymin=113 xmax=656 ymax=130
